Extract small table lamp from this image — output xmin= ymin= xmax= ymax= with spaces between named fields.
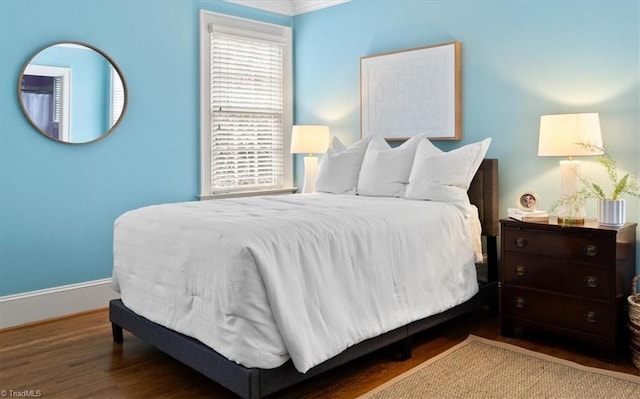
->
xmin=290 ymin=125 xmax=330 ymax=193
xmin=538 ymin=113 xmax=603 ymax=223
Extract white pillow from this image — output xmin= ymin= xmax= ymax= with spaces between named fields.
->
xmin=314 ymin=135 xmax=372 ymax=194
xmin=357 ymin=135 xmax=425 ymax=197
xmin=411 ymin=136 xmax=443 ymax=157
xmin=405 ymin=138 xmax=492 ymax=204
xmin=327 ymin=135 xmax=347 ymax=153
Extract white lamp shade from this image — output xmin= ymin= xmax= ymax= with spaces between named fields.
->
xmin=538 ymin=113 xmax=603 ymax=156
xmin=290 ymin=125 xmax=330 ymax=154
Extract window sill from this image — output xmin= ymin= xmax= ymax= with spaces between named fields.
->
xmin=199 ymin=186 xmax=298 ymax=200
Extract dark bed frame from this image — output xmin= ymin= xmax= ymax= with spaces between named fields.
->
xmin=110 ymin=158 xmax=499 ymax=399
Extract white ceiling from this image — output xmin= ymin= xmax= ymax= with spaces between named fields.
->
xmin=223 ymin=0 xmax=350 ymax=16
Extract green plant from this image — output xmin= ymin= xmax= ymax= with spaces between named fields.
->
xmin=551 ymin=143 xmax=640 ymax=215
xmin=577 ymin=143 xmax=640 ymax=200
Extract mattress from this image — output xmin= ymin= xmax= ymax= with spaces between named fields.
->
xmin=112 ymin=193 xmax=479 ymax=372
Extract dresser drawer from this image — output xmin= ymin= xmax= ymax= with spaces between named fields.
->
xmin=502 ymin=253 xmax=612 ymax=301
xmin=503 ymin=225 xmax=613 ymax=263
xmin=501 ymin=287 xmax=612 ymax=337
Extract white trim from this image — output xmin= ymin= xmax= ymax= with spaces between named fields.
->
xmin=0 ymin=278 xmax=119 ymax=329
xmin=55 ymin=43 xmax=88 ymax=50
xmin=292 ymin=0 xmax=349 ymax=15
xmin=199 ymin=186 xmax=297 ymax=200
xmin=224 ymin=0 xmax=293 ymax=15
xmin=199 ymin=11 xmax=213 ymax=198
xmin=222 ymin=0 xmax=349 ymax=16
xmin=207 ymin=10 xmax=291 ymax=41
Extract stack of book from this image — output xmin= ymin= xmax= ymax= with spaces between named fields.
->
xmin=507 ymin=208 xmax=549 ymax=222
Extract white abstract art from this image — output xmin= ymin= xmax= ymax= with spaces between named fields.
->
xmin=361 ymin=42 xmax=461 ymax=141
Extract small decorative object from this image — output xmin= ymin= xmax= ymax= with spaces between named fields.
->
xmin=508 ymin=193 xmax=548 ymax=222
xmin=507 ymin=208 xmax=549 ymax=222
xmin=517 ymin=192 xmax=539 ymax=211
xmin=599 ymin=199 xmax=626 ymax=227
xmin=551 ymin=143 xmax=640 ymax=227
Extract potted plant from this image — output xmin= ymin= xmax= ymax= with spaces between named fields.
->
xmin=551 ymin=143 xmax=640 ymax=226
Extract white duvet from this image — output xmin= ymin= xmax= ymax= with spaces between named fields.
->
xmin=112 ymin=193 xmax=479 ymax=372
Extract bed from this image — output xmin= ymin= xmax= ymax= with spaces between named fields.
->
xmin=109 ymin=157 xmax=499 ymax=399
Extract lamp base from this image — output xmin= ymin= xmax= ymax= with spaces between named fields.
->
xmin=557 ymin=217 xmax=585 ymax=225
xmin=301 ymin=156 xmax=319 ymax=194
xmin=557 ymin=159 xmax=586 ymax=224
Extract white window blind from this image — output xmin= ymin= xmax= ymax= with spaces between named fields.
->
xmin=53 ymin=76 xmax=62 ymax=124
xmin=111 ymin=67 xmax=125 ymax=127
xmin=209 ymin=31 xmax=285 ymax=192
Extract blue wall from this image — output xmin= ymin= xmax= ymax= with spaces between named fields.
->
xmin=0 ymin=0 xmax=638 ymax=297
xmin=0 ymin=0 xmax=291 ymax=296
xmin=293 ymin=0 xmax=639 ymax=268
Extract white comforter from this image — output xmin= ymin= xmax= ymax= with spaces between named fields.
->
xmin=112 ymin=193 xmax=479 ymax=372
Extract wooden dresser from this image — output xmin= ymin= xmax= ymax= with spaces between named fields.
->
xmin=500 ymin=218 xmax=637 ymax=360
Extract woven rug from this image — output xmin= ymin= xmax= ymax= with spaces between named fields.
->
xmin=360 ymin=335 xmax=640 ymax=399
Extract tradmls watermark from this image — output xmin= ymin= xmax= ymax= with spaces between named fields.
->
xmin=0 ymin=390 xmax=42 ymax=398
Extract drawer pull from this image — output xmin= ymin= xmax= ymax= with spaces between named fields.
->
xmin=583 ymin=276 xmax=599 ymax=288
xmin=582 ymin=244 xmax=599 ymax=257
xmin=515 ymin=265 xmax=527 ymax=276
xmin=514 ymin=297 xmax=527 ymax=309
xmin=584 ymin=311 xmax=598 ymax=323
xmin=515 ymin=237 xmax=527 ymax=248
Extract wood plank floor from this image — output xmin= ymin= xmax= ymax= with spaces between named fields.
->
xmin=1 ymin=308 xmax=638 ymax=398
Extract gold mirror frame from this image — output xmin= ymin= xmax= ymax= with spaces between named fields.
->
xmin=17 ymin=41 xmax=128 ymax=144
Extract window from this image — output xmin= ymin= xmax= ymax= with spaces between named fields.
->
xmin=110 ymin=67 xmax=125 ymax=128
xmin=21 ymin=64 xmax=71 ymax=141
xmin=199 ymin=11 xmax=293 ymax=198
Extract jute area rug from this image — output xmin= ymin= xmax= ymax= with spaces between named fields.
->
xmin=360 ymin=335 xmax=640 ymax=399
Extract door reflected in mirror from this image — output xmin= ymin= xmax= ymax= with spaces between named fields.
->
xmin=18 ymin=42 xmax=127 ymax=144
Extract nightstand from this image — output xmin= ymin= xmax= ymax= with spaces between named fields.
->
xmin=500 ymin=218 xmax=637 ymax=361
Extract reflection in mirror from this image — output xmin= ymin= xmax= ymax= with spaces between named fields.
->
xmin=18 ymin=42 xmax=127 ymax=144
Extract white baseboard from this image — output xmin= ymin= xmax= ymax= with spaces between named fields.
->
xmin=0 ymin=278 xmax=120 ymax=329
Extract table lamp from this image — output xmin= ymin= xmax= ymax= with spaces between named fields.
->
xmin=538 ymin=113 xmax=603 ymax=223
xmin=290 ymin=125 xmax=330 ymax=193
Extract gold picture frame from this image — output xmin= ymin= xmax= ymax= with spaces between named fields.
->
xmin=360 ymin=41 xmax=461 ymax=141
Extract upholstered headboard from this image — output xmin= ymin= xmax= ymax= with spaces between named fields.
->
xmin=468 ymin=159 xmax=499 ymax=237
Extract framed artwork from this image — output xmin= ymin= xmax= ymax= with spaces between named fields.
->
xmin=517 ymin=192 xmax=540 ymax=211
xmin=360 ymin=41 xmax=461 ymax=141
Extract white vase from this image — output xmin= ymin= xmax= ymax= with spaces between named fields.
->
xmin=598 ymin=199 xmax=626 ymax=226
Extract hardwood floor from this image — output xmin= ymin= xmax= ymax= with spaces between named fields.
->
xmin=1 ymin=308 xmax=638 ymax=398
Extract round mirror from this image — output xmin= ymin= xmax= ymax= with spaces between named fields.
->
xmin=18 ymin=41 xmax=127 ymax=144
